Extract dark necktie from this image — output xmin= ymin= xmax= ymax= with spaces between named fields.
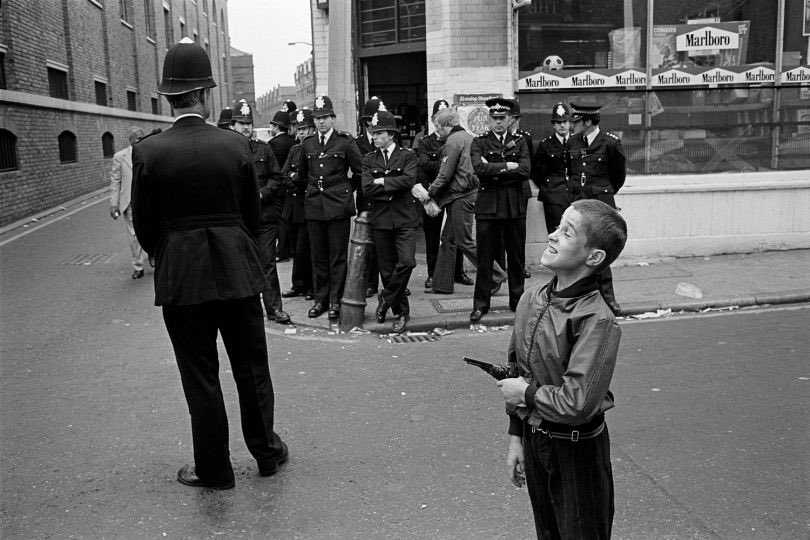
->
xmin=383 ymin=149 xmax=389 ymax=165
xmin=320 ymin=134 xmax=326 ymax=148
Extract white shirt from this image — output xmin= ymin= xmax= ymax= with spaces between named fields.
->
xmin=319 ymin=128 xmax=334 ymax=146
xmin=175 ymin=113 xmax=204 ymax=122
xmin=584 ymin=126 xmax=600 ymax=147
xmin=555 ymin=133 xmax=568 ymax=145
xmin=381 ymin=142 xmax=396 ymax=161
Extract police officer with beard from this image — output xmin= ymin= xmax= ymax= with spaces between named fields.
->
xmin=230 ymin=99 xmax=290 ymax=324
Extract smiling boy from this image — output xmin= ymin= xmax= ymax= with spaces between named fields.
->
xmin=497 ymin=199 xmax=627 ymax=539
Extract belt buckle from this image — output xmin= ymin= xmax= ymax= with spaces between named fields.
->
xmin=317 ymin=180 xmax=324 ymax=191
xmin=570 ymin=430 xmax=579 ymax=442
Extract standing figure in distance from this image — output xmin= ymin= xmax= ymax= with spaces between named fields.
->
xmin=361 ymin=109 xmax=419 ymax=333
xmin=269 ymin=100 xmax=297 ymax=262
xmin=297 ymin=94 xmax=364 ymax=320
xmin=533 ymin=102 xmax=572 ymax=235
xmin=568 ymin=103 xmax=626 ymax=315
xmin=132 ymin=38 xmax=288 ymax=489
xmin=109 ymin=125 xmax=148 ymax=279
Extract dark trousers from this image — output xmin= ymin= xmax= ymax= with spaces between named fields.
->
xmin=257 ymin=222 xmax=283 ymax=316
xmin=275 ymin=196 xmax=291 ymax=259
xmin=523 ymin=423 xmax=614 ymax=540
xmin=308 ymin=218 xmax=350 ymax=305
xmin=288 ymin=220 xmax=312 ymax=292
xmin=422 ymin=205 xmax=463 ymax=279
xmin=474 ymin=218 xmax=525 ymax=311
xmin=367 ymin=245 xmax=380 ymax=292
xmin=372 ymin=227 xmax=416 ymax=316
xmin=162 ymin=296 xmax=285 ymax=485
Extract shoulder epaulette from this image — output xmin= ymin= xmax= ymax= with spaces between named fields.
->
xmin=543 ymin=135 xmax=553 ymax=142
xmin=336 ymin=130 xmax=353 ymax=138
xmin=477 ymin=130 xmax=491 ymax=138
xmin=364 ymin=150 xmax=376 ymax=157
xmin=606 ymin=131 xmax=620 ymax=140
xmin=519 ymin=129 xmax=532 ymax=137
xmin=400 ymin=146 xmax=413 ymax=152
xmin=302 ymin=133 xmax=318 ymax=141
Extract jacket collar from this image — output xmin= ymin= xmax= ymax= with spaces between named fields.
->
xmin=173 ymin=114 xmax=206 ymax=127
xmin=547 ymin=274 xmax=599 ymax=299
xmin=449 ymin=125 xmax=465 ymax=136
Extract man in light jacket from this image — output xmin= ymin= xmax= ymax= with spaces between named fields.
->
xmin=109 ymin=126 xmax=148 ymax=279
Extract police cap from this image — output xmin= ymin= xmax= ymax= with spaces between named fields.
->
xmin=431 ymin=99 xmax=450 ymax=117
xmin=570 ymin=103 xmax=602 ymax=122
xmin=269 ymin=110 xmax=290 ymax=128
xmin=217 ymin=107 xmax=233 ymax=128
xmin=295 ymin=107 xmax=315 ymax=129
xmin=550 ymin=102 xmax=570 ymax=122
xmin=369 ymin=110 xmax=398 ymax=133
xmin=158 ymin=37 xmax=217 ymax=96
xmin=231 ymin=99 xmax=254 ymax=123
xmin=361 ymin=96 xmax=386 ymax=121
xmin=485 ymin=97 xmax=514 ymax=118
xmin=313 ymin=94 xmax=335 ymax=118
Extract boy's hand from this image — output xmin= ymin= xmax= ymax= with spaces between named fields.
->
xmin=497 ymin=377 xmax=529 ymax=407
xmin=507 ymin=436 xmax=525 ymax=488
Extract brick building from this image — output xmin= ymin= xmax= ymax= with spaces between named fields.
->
xmin=294 ymin=56 xmax=316 ymax=112
xmin=0 ymin=0 xmax=233 ymax=227
xmin=256 ymin=84 xmax=296 ymax=127
xmin=229 ymin=45 xmax=256 ymax=119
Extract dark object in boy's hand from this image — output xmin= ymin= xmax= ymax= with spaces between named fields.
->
xmin=464 ymin=356 xmax=510 ymax=381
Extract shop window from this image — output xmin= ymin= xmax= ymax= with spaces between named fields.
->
xmin=95 ymin=81 xmax=107 ymax=106
xmin=0 ymin=129 xmax=18 ymax=171
xmin=358 ymin=0 xmax=425 ymax=48
xmin=58 ymin=131 xmax=77 ymax=163
xmin=102 ymin=132 xmax=115 ymax=158
xmin=127 ymin=90 xmax=137 ymax=111
xmin=519 ymin=0 xmax=648 ymax=75
xmin=48 ymin=67 xmax=68 ymax=99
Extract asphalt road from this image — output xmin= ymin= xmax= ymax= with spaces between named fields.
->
xmin=1 ymin=200 xmax=808 ymax=539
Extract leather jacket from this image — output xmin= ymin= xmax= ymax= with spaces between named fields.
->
xmin=507 ymin=274 xmax=620 ymax=436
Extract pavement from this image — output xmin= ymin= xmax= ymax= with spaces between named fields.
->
xmin=3 ymin=189 xmax=809 ymax=335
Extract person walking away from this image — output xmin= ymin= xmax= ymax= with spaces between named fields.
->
xmin=132 ymin=38 xmax=288 ymax=489
xmin=109 ymin=126 xmax=148 ymax=279
xmin=497 ymin=199 xmax=627 ymax=539
xmin=469 ymin=98 xmax=530 ymax=323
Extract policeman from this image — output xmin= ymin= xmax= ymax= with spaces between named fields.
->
xmin=361 ymin=109 xmax=419 ymax=333
xmin=268 ymin=104 xmax=296 ymax=262
xmin=231 ymin=99 xmax=290 ymax=324
xmin=281 ymin=108 xmax=315 ymax=300
xmin=469 ymin=97 xmax=531 ymax=322
xmin=355 ymin=96 xmax=386 ymax=298
xmin=216 ymin=107 xmax=232 ymax=129
xmin=132 ymin=38 xmax=287 ymax=489
xmin=568 ymin=102 xmax=626 ymax=314
xmin=534 ymin=102 xmax=573 ymax=234
xmin=415 ymin=99 xmax=471 ymax=290
xmin=506 ymin=98 xmax=535 ymax=279
xmin=296 ymin=94 xmax=364 ymax=320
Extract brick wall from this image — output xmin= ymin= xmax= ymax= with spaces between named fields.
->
xmin=310 ymin=0 xmax=329 ymax=95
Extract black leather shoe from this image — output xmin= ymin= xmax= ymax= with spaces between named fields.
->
xmin=268 ymin=310 xmax=291 ymax=324
xmin=365 ymin=287 xmax=377 ymax=298
xmin=281 ymin=288 xmax=305 ymax=298
xmin=275 ymin=256 xmax=290 ymax=263
xmin=606 ymin=300 xmax=622 ymax=316
xmin=258 ymin=442 xmax=289 ymax=477
xmin=424 ymin=276 xmax=433 ymax=289
xmin=392 ymin=314 xmax=410 ymax=333
xmin=176 ymin=465 xmax=234 ymax=490
xmin=304 ymin=290 xmax=315 ymax=301
xmin=524 ymin=269 xmax=531 ymax=278
xmin=131 ymin=269 xmax=144 ymax=279
xmin=327 ymin=303 xmax=340 ymax=319
xmin=404 ymin=288 xmax=411 ymax=296
xmin=308 ymin=302 xmax=326 ymax=318
xmin=469 ymin=308 xmax=487 ymax=323
xmin=375 ymin=296 xmax=388 ymax=324
xmin=427 ymin=288 xmax=452 ymax=295
xmin=455 ymin=272 xmax=474 ymax=286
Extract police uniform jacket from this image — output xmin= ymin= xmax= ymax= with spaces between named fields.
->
xmin=470 ymin=130 xmax=531 ymax=219
xmin=361 ymin=146 xmax=419 ymax=230
xmin=568 ymin=129 xmax=626 ymax=207
xmin=416 ymin=132 xmax=444 ymax=188
xmin=534 ymin=133 xmax=571 ymax=207
xmin=281 ymin=142 xmax=306 ymax=224
xmin=251 ymin=139 xmax=283 ymax=224
xmin=297 ymin=131 xmax=364 ymax=221
xmin=354 ymin=131 xmax=375 ymax=212
xmin=269 ymin=131 xmax=294 ymax=173
xmin=132 ymin=115 xmax=268 ymax=306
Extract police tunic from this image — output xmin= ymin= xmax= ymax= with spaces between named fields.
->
xmin=534 ymin=133 xmax=571 ymax=232
xmin=470 ymin=130 xmax=531 ymax=220
xmin=568 ymin=130 xmax=626 ymax=208
xmin=297 ymin=131 xmax=364 ymax=221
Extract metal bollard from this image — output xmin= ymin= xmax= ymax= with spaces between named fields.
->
xmin=339 ymin=211 xmax=374 ymax=331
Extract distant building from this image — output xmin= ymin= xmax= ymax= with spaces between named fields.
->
xmin=229 ymin=46 xmax=256 ymax=119
xmin=294 ymin=57 xmax=316 ymax=110
xmin=0 ymin=0 xmax=233 ymax=226
xmin=256 ymin=85 xmax=296 ymax=126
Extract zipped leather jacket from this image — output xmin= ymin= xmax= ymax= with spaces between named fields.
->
xmin=507 ymin=274 xmax=621 ymax=436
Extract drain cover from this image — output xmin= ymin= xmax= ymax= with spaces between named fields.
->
xmin=60 ymin=253 xmax=119 ymax=265
xmin=387 ymin=333 xmax=438 ymax=344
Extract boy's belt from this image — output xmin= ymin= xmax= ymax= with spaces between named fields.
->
xmin=529 ymin=414 xmax=605 ymax=442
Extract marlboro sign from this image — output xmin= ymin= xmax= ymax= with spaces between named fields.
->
xmin=676 ymin=26 xmax=740 ymax=52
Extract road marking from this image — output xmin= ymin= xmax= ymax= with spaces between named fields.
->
xmin=0 ymin=196 xmax=107 ymax=247
xmin=621 ymin=303 xmax=810 ymax=325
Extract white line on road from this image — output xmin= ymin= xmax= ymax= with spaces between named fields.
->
xmin=621 ymin=303 xmax=810 ymax=325
xmin=0 ymin=195 xmax=107 ymax=247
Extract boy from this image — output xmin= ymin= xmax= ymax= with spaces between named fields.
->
xmin=497 ymin=199 xmax=627 ymax=539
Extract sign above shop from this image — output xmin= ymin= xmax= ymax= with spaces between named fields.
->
xmin=676 ymin=25 xmax=740 ymax=53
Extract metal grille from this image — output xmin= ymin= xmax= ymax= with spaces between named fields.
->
xmin=388 ymin=333 xmax=437 ymax=343
xmin=59 ymin=253 xmax=119 ymax=266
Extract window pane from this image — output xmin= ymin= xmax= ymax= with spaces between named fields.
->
xmin=102 ymin=133 xmax=115 ymax=158
xmin=48 ymin=68 xmax=68 ymax=99
xmin=95 ymin=81 xmax=107 ymax=106
xmin=398 ymin=0 xmax=425 ymax=43
xmin=0 ymin=52 xmax=6 ymax=90
xmin=127 ymin=91 xmax=137 ymax=111
xmin=0 ymin=129 xmax=18 ymax=171
xmin=359 ymin=0 xmax=396 ymax=47
xmin=151 ymin=97 xmax=159 ymax=114
xmin=58 ymin=132 xmax=77 ymax=163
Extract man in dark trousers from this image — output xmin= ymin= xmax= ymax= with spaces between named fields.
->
xmin=297 ymin=94 xmax=364 ymax=320
xmin=568 ymin=102 xmax=626 ymax=314
xmin=231 ymin=99 xmax=290 ymax=324
xmin=268 ymin=100 xmax=297 ymax=262
xmin=533 ymin=102 xmax=573 ymax=235
xmin=469 ymin=97 xmax=531 ymax=323
xmin=361 ymin=109 xmax=419 ymax=333
xmin=415 ymin=99 xmax=471 ymax=290
xmin=281 ymin=107 xmax=315 ymax=300
xmin=355 ymin=96 xmax=386 ymax=298
xmin=132 ymin=38 xmax=288 ymax=490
